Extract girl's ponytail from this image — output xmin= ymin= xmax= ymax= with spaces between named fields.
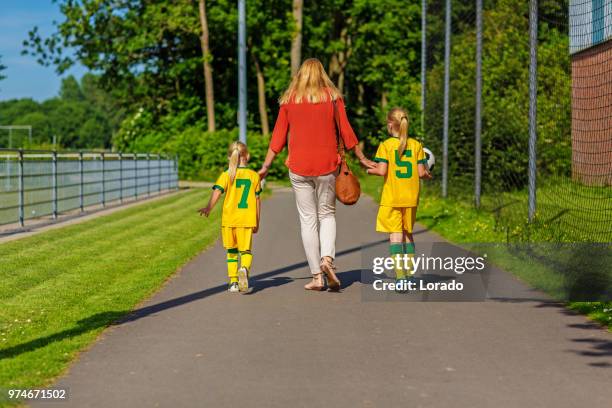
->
xmin=227 ymin=141 xmax=248 ymax=184
xmin=397 ymin=116 xmax=409 ymax=158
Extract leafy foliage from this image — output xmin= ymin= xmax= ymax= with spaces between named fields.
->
xmin=424 ymin=0 xmax=571 ymax=191
xmin=164 ymin=127 xmax=287 ymax=181
xmin=0 ymin=55 xmax=6 ymax=84
xmin=18 ymin=0 xmax=572 ymax=187
xmin=0 ymin=74 xmax=123 ymax=149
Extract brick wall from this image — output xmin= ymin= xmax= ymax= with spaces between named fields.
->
xmin=571 ymin=39 xmax=612 ymax=186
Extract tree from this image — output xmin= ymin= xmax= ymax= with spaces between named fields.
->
xmin=247 ymin=0 xmax=293 ymax=135
xmin=0 ymin=55 xmax=6 ymax=83
xmin=0 ymin=73 xmax=121 ymax=148
xmin=23 ymin=1 xmax=202 ymax=112
xmin=198 ymin=0 xmax=216 ymax=132
xmin=290 ymin=0 xmax=304 ymax=75
xmin=59 ymin=76 xmax=84 ymax=101
xmin=252 ymin=54 xmax=270 ymax=135
xmin=424 ymin=0 xmax=571 ymax=190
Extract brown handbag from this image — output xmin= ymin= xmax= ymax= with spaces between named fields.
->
xmin=333 ymin=100 xmax=361 ymax=205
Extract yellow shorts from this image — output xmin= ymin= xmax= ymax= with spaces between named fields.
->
xmin=376 ymin=206 xmax=417 ymax=233
xmin=221 ymin=227 xmax=253 ymax=251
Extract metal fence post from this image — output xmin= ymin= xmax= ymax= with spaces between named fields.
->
xmin=79 ymin=151 xmax=84 ymax=212
xmin=175 ymin=155 xmax=179 ymax=189
xmin=421 ymin=0 xmax=427 ymax=134
xmin=101 ymin=152 xmax=106 ymax=207
xmin=134 ymin=154 xmax=138 ymax=199
xmin=157 ymin=154 xmax=162 ymax=193
xmin=238 ymin=0 xmax=247 ymax=144
xmin=119 ymin=152 xmax=123 ymax=203
xmin=18 ymin=150 xmax=24 ymax=227
xmin=52 ymin=150 xmax=58 ymax=219
xmin=146 ymin=153 xmax=151 ymax=196
xmin=528 ymin=0 xmax=538 ymax=221
xmin=442 ymin=0 xmax=451 ymax=198
xmin=474 ymin=0 xmax=483 ymax=208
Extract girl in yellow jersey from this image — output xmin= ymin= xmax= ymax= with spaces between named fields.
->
xmin=367 ymin=108 xmax=432 ymax=284
xmin=199 ymin=141 xmax=262 ymax=293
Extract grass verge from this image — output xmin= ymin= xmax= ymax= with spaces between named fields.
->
xmin=360 ymin=175 xmax=611 ymax=331
xmin=0 ymin=188 xmax=221 ymax=397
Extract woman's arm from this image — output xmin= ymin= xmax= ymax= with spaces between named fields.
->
xmin=350 ymin=143 xmax=377 ymax=170
xmin=257 ymin=105 xmax=289 ymax=179
xmin=335 ymin=99 xmax=376 ymax=169
xmin=259 ymin=106 xmax=288 ymax=178
xmin=258 ymin=148 xmax=277 ymax=178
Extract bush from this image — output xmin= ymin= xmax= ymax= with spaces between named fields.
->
xmin=163 ymin=127 xmax=287 ymax=181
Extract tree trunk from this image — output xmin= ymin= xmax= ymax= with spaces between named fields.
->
xmin=253 ymin=55 xmax=270 ymax=135
xmin=290 ymin=0 xmax=303 ymax=75
xmin=198 ymin=0 xmax=215 ymax=132
xmin=328 ymin=20 xmax=352 ymax=94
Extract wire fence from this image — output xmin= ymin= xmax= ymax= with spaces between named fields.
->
xmin=422 ymin=0 xmax=612 ymax=243
xmin=0 ymin=149 xmax=179 ymax=228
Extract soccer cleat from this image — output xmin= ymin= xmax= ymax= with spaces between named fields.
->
xmin=237 ymin=267 xmax=249 ymax=293
xmin=395 ymin=278 xmax=409 ymax=293
xmin=228 ymin=282 xmax=240 ymax=293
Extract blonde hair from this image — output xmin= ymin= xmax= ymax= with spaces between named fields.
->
xmin=279 ymin=58 xmax=342 ymax=104
xmin=387 ymin=108 xmax=410 ymax=158
xmin=227 ymin=141 xmax=248 ymax=184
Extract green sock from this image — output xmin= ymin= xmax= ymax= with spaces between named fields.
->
xmin=404 ymin=243 xmax=415 ymax=276
xmin=390 ymin=243 xmax=405 ymax=279
xmin=227 ymin=248 xmax=239 ymax=283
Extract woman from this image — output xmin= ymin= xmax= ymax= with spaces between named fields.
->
xmin=258 ymin=58 xmax=375 ymax=291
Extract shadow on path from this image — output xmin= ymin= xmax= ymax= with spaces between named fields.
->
xmin=0 ymin=239 xmax=385 ymax=360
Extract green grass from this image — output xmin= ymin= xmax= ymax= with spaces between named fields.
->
xmin=0 ymin=188 xmax=221 ymax=396
xmin=360 ymin=175 xmax=612 ymax=330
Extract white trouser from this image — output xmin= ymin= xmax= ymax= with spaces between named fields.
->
xmin=289 ymin=171 xmax=337 ymax=275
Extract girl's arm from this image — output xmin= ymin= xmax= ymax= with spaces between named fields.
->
xmin=367 ymin=162 xmax=388 ymax=176
xmin=418 ymin=164 xmax=432 ymax=179
xmin=198 ymin=189 xmax=222 ymax=217
xmin=254 ymin=197 xmax=261 ymax=233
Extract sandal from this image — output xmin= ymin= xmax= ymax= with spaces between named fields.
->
xmin=304 ymin=272 xmax=325 ymax=291
xmin=320 ymin=256 xmax=341 ymax=291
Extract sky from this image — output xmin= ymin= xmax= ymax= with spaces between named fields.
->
xmin=0 ymin=0 xmax=87 ymax=102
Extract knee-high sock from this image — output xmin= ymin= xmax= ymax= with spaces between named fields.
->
xmin=404 ymin=242 xmax=415 ymax=276
xmin=240 ymin=250 xmax=252 ymax=271
xmin=227 ymin=248 xmax=239 ymax=283
xmin=390 ymin=243 xmax=405 ymax=279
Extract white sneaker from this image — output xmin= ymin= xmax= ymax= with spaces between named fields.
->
xmin=228 ymin=282 xmax=239 ymax=293
xmin=238 ymin=267 xmax=249 ymax=293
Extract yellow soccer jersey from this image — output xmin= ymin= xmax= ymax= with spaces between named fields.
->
xmin=213 ymin=167 xmax=262 ymax=227
xmin=374 ymin=137 xmax=427 ymax=207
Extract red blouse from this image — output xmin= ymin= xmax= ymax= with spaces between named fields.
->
xmin=270 ymin=97 xmax=359 ymax=176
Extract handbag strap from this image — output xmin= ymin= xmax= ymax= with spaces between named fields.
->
xmin=332 ymin=99 xmax=346 ymax=160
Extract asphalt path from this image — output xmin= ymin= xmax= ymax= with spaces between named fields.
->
xmin=38 ymin=188 xmax=612 ymax=408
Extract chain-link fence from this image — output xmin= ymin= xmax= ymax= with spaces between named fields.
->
xmin=0 ymin=149 xmax=179 ymax=228
xmin=422 ymin=0 xmax=612 ymax=243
